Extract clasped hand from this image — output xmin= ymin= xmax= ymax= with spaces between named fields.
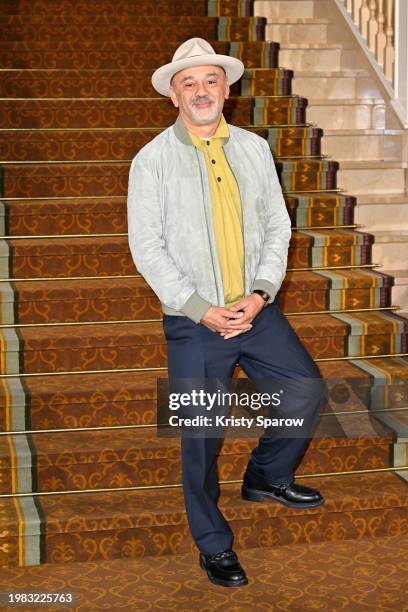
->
xmin=199 ymin=293 xmax=266 ymax=339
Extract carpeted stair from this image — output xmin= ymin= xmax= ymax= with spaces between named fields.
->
xmin=0 ymin=0 xmax=407 ymax=581
xmin=1 ymin=534 xmax=408 ymax=610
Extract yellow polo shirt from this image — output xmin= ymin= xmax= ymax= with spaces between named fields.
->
xmin=188 ymin=115 xmax=245 ymax=308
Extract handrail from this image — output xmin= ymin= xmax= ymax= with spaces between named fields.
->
xmin=341 ymin=0 xmax=395 ymax=83
xmin=339 ymin=0 xmax=408 ymax=126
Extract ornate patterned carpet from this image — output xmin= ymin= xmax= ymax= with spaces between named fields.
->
xmin=0 ymin=534 xmax=407 ymax=610
xmin=0 ymin=0 xmax=408 ymax=605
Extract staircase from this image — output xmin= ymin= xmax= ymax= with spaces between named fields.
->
xmin=255 ymin=0 xmax=408 ymax=313
xmin=0 ymin=0 xmax=408 ymax=600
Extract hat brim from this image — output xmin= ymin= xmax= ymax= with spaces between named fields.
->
xmin=151 ymin=54 xmax=244 ymax=97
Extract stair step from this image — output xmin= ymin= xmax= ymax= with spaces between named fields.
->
xmin=292 ymin=70 xmax=383 ymax=101
xmin=320 ymin=129 xmax=403 ymax=160
xmin=0 ymin=230 xmax=373 ymax=278
xmin=1 ymin=471 xmax=407 ymax=566
xmin=382 ymin=269 xmax=408 ymax=283
xmin=0 ymin=96 xmax=307 ymax=130
xmin=1 ymin=533 xmax=408 ymax=606
xmin=337 ymin=161 xmax=408 ymax=170
xmin=1 ymin=158 xmax=340 ymax=198
xmin=0 ymin=193 xmax=356 ymax=234
xmin=0 ymin=68 xmax=293 ymax=100
xmin=0 ymin=16 xmax=266 ymax=43
xmin=370 ymin=231 xmax=408 ymax=243
xmin=371 ymin=231 xmax=408 ymax=272
xmin=2 ymin=354 xmax=407 ymax=431
xmin=356 ymin=192 xmax=408 ymax=204
xmin=338 ymin=161 xmax=407 ymax=195
xmin=279 ymin=46 xmax=359 ymax=72
xmin=0 ymin=40 xmax=280 ymax=70
xmin=0 ymin=268 xmax=393 ymax=325
xmin=308 ymin=99 xmax=385 ymax=106
xmin=0 ymin=0 xmax=255 ymax=17
xmin=256 ymin=0 xmax=330 ymax=19
xmin=375 ymin=260 xmax=408 ymax=314
xmin=0 ymin=311 xmax=407 ymax=374
xmin=0 ymin=419 xmax=394 ymax=494
xmin=264 ymin=18 xmax=353 ymax=45
xmin=281 ymin=43 xmax=353 ymax=50
xmin=1 ymin=124 xmax=323 ymax=163
xmin=265 ymin=17 xmax=330 ymax=43
xmin=0 ymin=196 xmax=130 ymax=235
xmin=355 ymin=194 xmax=408 ymax=232
xmin=307 ymin=101 xmax=387 ymax=130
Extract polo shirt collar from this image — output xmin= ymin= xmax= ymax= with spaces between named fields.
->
xmin=173 ymin=112 xmax=230 ymax=146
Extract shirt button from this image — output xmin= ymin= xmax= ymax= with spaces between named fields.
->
xmin=211 ymin=159 xmax=216 ymax=164
xmin=206 ymin=140 xmax=210 ymax=145
xmin=217 ymin=177 xmax=221 ymax=182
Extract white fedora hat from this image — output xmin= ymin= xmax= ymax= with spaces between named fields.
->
xmin=151 ymin=37 xmax=245 ymax=97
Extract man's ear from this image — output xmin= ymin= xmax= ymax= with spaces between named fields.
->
xmin=224 ymin=79 xmax=230 ymax=100
xmin=169 ymin=85 xmax=179 ymax=108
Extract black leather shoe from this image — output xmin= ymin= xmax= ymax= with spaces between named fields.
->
xmin=242 ymin=472 xmax=324 ymax=508
xmin=199 ymin=549 xmax=248 ymax=587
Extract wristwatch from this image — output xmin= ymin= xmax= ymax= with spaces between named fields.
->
xmin=252 ymin=289 xmax=270 ymax=305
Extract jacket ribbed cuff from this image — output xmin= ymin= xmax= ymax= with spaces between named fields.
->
xmin=180 ymin=291 xmax=212 ymax=323
xmin=251 ymin=279 xmax=277 ymax=304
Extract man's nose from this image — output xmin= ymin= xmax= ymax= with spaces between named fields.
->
xmin=196 ymin=81 xmax=209 ymax=97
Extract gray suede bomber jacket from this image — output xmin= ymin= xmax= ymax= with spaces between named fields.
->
xmin=126 ymin=114 xmax=292 ymax=324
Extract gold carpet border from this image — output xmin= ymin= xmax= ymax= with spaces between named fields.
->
xmin=0 ymin=306 xmax=401 ymax=330
xmin=0 ymin=155 xmax=326 ymax=165
xmin=285 ymin=189 xmax=344 ymax=194
xmin=0 ymin=226 xmax=362 ymax=239
xmin=0 ymin=265 xmax=382 ymax=282
xmin=0 ymin=124 xmax=311 ymax=133
xmin=0 ymin=95 xmax=298 ymax=101
xmin=1 ymin=353 xmax=408 ymax=379
xmin=298 ymin=225 xmax=360 ymax=230
xmin=0 ymin=196 xmax=127 ymax=200
xmin=1 ymin=405 xmax=407 ymax=436
xmin=0 ymin=466 xmax=407 ymax=499
xmin=0 ymin=188 xmax=343 ymax=200
xmin=0 ymin=68 xmax=292 ymax=73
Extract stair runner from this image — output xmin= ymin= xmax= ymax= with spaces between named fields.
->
xmin=0 ymin=0 xmax=407 ymax=571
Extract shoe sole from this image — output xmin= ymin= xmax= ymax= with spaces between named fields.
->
xmin=199 ymin=555 xmax=249 ymax=587
xmin=241 ymin=484 xmax=325 ymax=508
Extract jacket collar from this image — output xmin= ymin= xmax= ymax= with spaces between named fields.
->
xmin=173 ymin=112 xmax=231 ymax=146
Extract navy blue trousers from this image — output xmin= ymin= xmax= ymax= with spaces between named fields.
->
xmin=163 ymin=293 xmax=327 ymax=555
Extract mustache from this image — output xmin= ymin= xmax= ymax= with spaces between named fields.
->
xmin=190 ymin=95 xmax=216 ymax=105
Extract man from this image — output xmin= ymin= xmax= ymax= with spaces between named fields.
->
xmin=127 ymin=38 xmax=327 ymax=588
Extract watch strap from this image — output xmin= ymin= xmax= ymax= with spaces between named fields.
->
xmin=252 ymin=289 xmax=270 ymax=303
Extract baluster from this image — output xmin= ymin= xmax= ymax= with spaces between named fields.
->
xmin=368 ymin=0 xmax=379 ymax=52
xmin=384 ymin=0 xmax=395 ymax=81
xmin=353 ymin=0 xmax=363 ymax=26
xmin=360 ymin=0 xmax=370 ymax=39
xmin=347 ymin=0 xmax=394 ymax=84
xmin=376 ymin=0 xmax=386 ymax=65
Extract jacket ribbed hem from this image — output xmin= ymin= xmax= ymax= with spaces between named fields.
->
xmin=162 ymin=304 xmax=187 ymax=317
xmin=161 ymin=290 xmax=212 ymax=324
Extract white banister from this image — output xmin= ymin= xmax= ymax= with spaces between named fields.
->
xmin=341 ymin=0 xmax=394 ymax=79
xmin=339 ymin=0 xmax=408 ymax=126
xmin=393 ymin=0 xmax=408 ymax=124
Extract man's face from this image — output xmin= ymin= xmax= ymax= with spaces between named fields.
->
xmin=169 ymin=64 xmax=230 ymax=125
